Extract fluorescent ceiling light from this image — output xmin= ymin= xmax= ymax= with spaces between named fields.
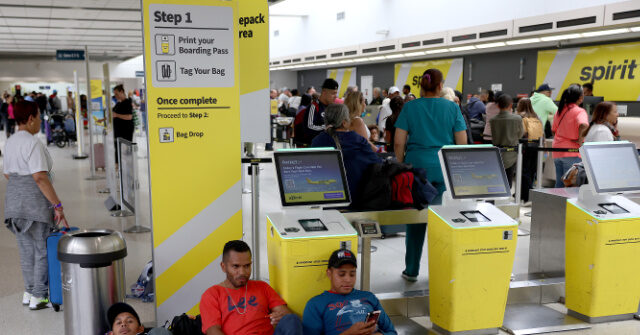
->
xmin=404 ymin=51 xmax=425 ymax=57
xmin=581 ymin=28 xmax=630 ymax=37
xmin=630 ymin=27 xmax=640 ymax=32
xmin=506 ymin=38 xmax=541 ymax=45
xmin=338 ymin=59 xmax=354 ymax=64
xmin=450 ymin=45 xmax=476 ymax=52
xmin=385 ymin=54 xmax=404 ymax=59
xmin=426 ymin=48 xmax=450 ymax=54
xmin=326 ymin=61 xmax=339 ymax=65
xmin=540 ymin=33 xmax=581 ymax=41
xmin=367 ymin=56 xmax=385 ymax=61
xmin=314 ymin=62 xmax=327 ymax=66
xmin=475 ymin=42 xmax=506 ymax=49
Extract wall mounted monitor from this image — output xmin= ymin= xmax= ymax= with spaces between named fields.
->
xmin=274 ymin=149 xmax=351 ymax=207
xmin=581 ymin=142 xmax=640 ymax=194
xmin=440 ymin=146 xmax=511 ymax=199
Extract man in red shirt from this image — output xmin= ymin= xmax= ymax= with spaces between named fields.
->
xmin=200 ymin=240 xmax=303 ymax=335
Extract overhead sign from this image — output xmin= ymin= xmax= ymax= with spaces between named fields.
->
xmin=537 ymin=41 xmax=640 ymax=101
xmin=327 ymin=67 xmax=356 ymax=98
xmin=56 ymin=49 xmax=85 ymax=61
xmin=239 ymin=0 xmax=270 ymax=143
xmin=394 ymin=58 xmax=464 ymax=94
xmin=142 ymin=0 xmax=242 ymax=324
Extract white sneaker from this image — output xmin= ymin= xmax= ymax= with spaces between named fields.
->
xmin=22 ymin=292 xmax=31 ymax=305
xmin=28 ymin=296 xmax=50 ymax=310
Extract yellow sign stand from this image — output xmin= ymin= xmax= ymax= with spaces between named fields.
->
xmin=141 ymin=0 xmax=242 ymax=323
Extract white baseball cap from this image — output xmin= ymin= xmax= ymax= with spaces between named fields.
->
xmin=388 ymin=86 xmax=400 ymax=94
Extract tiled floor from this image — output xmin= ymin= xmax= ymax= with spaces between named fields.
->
xmin=0 ymin=130 xmax=639 ymax=334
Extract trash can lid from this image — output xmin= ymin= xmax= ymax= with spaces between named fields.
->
xmin=58 ymin=229 xmax=127 ymax=265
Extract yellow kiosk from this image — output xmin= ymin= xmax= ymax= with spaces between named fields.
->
xmin=565 ymin=141 xmax=640 ymax=323
xmin=428 ymin=145 xmax=518 ymax=335
xmin=267 ymin=148 xmax=358 ymax=315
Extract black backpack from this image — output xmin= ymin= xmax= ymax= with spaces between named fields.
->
xmin=169 ymin=314 xmax=204 ymax=335
xmin=352 ymin=160 xmax=413 ymax=210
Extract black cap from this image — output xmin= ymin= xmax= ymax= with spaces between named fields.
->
xmin=536 ymin=83 xmax=554 ymax=92
xmin=322 ymin=78 xmax=339 ymax=90
xmin=328 ymin=249 xmax=357 ymax=268
xmin=108 ymin=302 xmax=141 ymax=329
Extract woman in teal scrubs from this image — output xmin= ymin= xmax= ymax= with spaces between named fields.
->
xmin=394 ymin=68 xmax=468 ymax=281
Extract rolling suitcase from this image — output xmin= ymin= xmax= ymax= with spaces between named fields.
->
xmin=47 ymin=227 xmax=79 ymax=312
xmin=93 ymin=143 xmax=105 ymax=170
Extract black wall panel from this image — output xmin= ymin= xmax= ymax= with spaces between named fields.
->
xmin=462 ymin=48 xmax=539 ymax=101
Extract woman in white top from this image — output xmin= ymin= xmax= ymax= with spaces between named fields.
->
xmin=4 ymin=100 xmax=68 ymax=310
xmin=583 ymin=101 xmax=619 ymax=143
xmin=344 ymin=91 xmax=377 ymax=151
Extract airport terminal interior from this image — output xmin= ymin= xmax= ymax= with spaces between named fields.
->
xmin=2 ymin=0 xmax=640 ymax=334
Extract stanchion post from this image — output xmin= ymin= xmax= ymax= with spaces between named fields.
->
xmin=536 ymin=137 xmax=544 ymax=189
xmin=72 ymin=70 xmax=88 ymax=159
xmin=111 ymin=137 xmax=134 ymax=218
xmin=360 ymin=237 xmax=372 ymax=291
xmin=125 ymin=142 xmax=150 ymax=233
xmin=85 ymin=45 xmax=100 ymax=180
xmin=250 ymin=163 xmax=261 ymax=280
xmin=515 ymin=143 xmax=523 ymax=204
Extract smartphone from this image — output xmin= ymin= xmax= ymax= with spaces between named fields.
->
xmin=365 ymin=310 xmax=381 ymax=324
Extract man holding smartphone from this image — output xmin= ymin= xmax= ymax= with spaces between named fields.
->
xmin=302 ymin=249 xmax=397 ymax=335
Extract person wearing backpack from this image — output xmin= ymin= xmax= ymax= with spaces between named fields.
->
xmin=311 ymin=104 xmax=381 ymax=206
xmin=394 ymin=68 xmax=468 ymax=282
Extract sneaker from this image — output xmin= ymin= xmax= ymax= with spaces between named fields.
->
xmin=29 ymin=296 xmax=50 ymax=310
xmin=401 ymin=271 xmax=418 ymax=282
xmin=22 ymin=292 xmax=32 ymax=305
xmin=521 ymin=200 xmax=532 ymax=207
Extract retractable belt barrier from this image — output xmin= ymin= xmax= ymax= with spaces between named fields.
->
xmin=241 ymin=157 xmax=272 ymax=281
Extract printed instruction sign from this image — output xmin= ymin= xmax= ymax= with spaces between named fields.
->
xmin=149 ymin=4 xmax=234 ymax=87
xmin=142 ymin=0 xmax=243 ymax=324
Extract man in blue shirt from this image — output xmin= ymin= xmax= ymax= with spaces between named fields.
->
xmin=465 ymin=93 xmax=486 ymax=121
xmin=302 ymin=249 xmax=396 ymax=335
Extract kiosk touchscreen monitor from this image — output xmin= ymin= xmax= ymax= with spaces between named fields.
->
xmin=441 ymin=146 xmax=511 ymax=199
xmin=274 ymin=149 xmax=351 ymax=207
xmin=581 ymin=142 xmax=640 ymax=195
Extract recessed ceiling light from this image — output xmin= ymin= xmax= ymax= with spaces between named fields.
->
xmin=403 ymin=51 xmax=425 ymax=57
xmin=450 ymin=45 xmax=476 ymax=52
xmin=425 ymin=48 xmax=450 ymax=54
xmin=581 ymin=28 xmax=630 ymax=37
xmin=475 ymin=42 xmax=506 ymax=49
xmin=506 ymin=38 xmax=541 ymax=45
xmin=540 ymin=33 xmax=581 ymax=41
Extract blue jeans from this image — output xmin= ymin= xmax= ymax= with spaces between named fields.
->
xmin=554 ymin=156 xmax=581 ymax=188
xmin=274 ymin=314 xmax=303 ymax=335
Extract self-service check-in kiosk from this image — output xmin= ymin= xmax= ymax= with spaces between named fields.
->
xmin=428 ymin=145 xmax=518 ymax=335
xmin=565 ymin=141 xmax=640 ymax=323
xmin=267 ymin=148 xmax=358 ymax=315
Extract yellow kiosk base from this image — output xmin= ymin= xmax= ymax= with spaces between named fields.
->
xmin=428 ymin=203 xmax=517 ymax=335
xmin=565 ymin=198 xmax=640 ymax=323
xmin=266 ymin=210 xmax=358 ymax=316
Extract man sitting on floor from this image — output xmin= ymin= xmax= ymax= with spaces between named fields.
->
xmin=303 ymin=249 xmax=397 ymax=335
xmin=200 ymin=240 xmax=303 ymax=335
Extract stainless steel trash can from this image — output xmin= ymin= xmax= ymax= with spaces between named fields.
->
xmin=58 ymin=229 xmax=127 ymax=335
